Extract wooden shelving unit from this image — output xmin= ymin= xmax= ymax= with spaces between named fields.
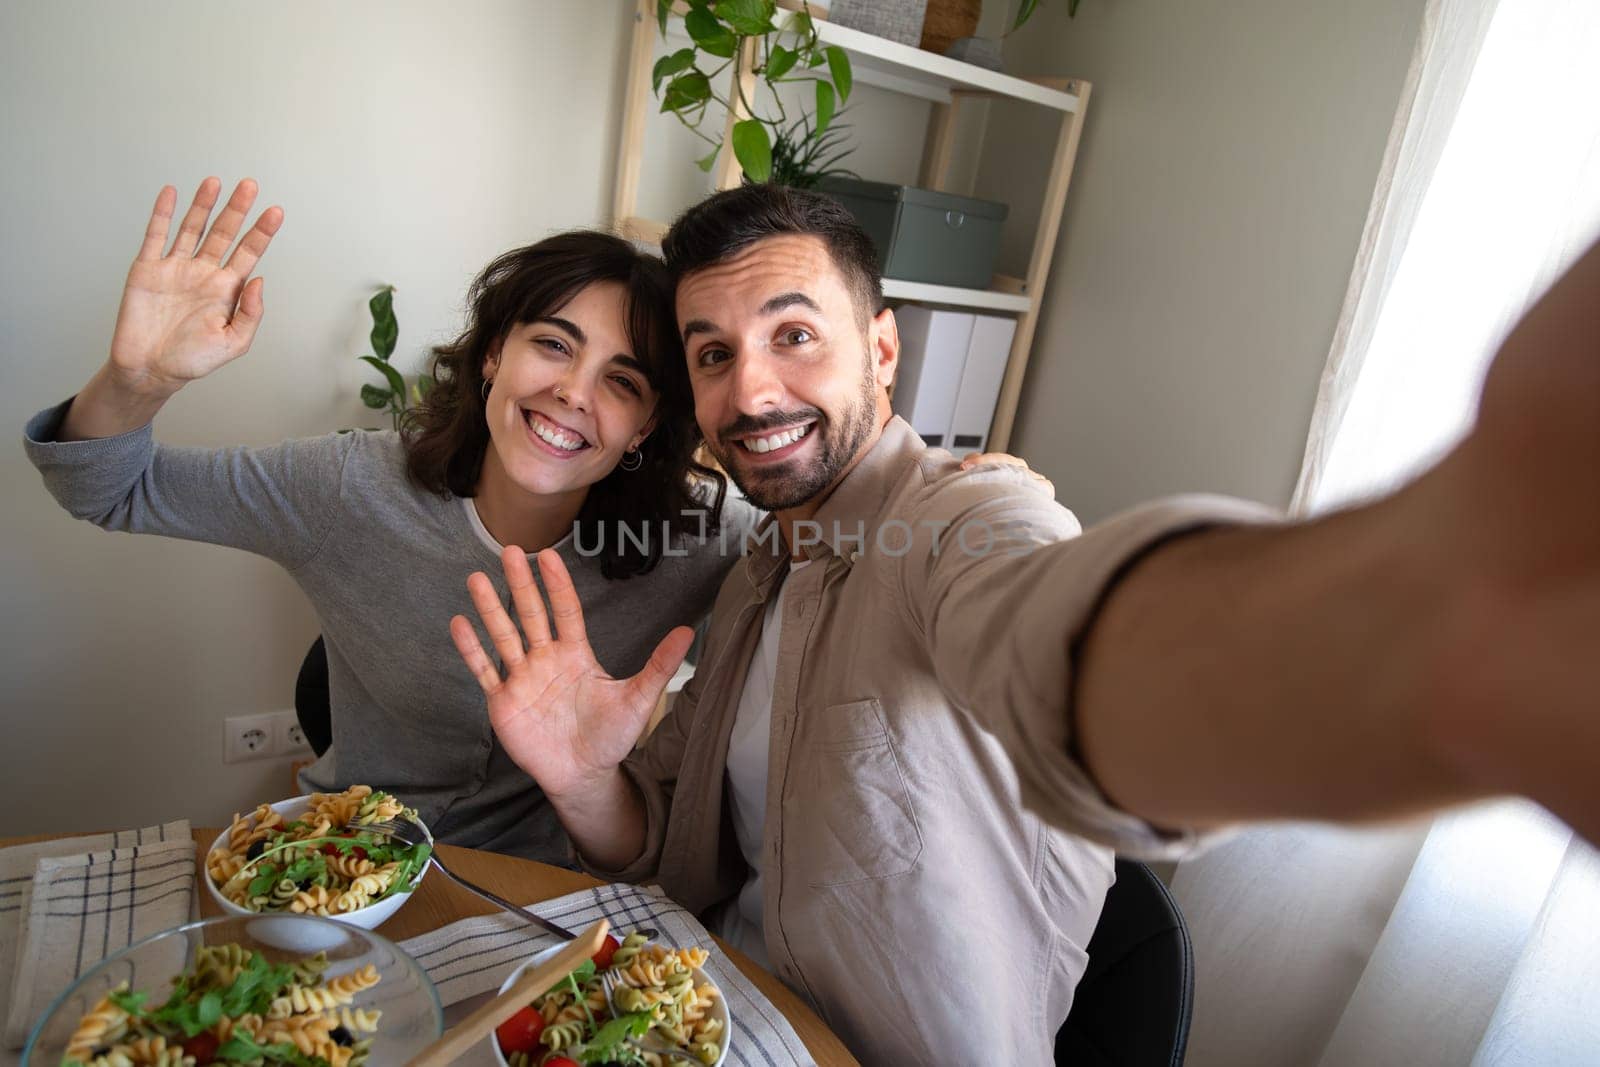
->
xmin=611 ymin=0 xmax=1091 ymax=451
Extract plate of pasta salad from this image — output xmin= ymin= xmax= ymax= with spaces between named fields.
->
xmin=204 ymin=786 xmax=432 ymax=931
xmin=22 ymin=915 xmax=442 ymax=1066
xmin=491 ymin=930 xmax=731 ymax=1067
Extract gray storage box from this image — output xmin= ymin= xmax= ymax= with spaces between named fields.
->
xmin=818 ymin=177 xmax=1008 ymax=289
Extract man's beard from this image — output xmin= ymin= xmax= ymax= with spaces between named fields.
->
xmin=710 ymin=361 xmax=879 ymax=511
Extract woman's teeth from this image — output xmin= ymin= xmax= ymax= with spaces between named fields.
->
xmin=741 ymin=423 xmax=812 ymax=454
xmin=529 ymin=413 xmax=587 ymax=451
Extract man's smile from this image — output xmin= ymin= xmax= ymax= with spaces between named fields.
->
xmin=733 ymin=420 xmax=816 ymax=457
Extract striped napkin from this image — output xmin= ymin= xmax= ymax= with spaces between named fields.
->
xmin=399 ymin=881 xmax=817 ymax=1067
xmin=0 ymin=822 xmax=194 ymax=1055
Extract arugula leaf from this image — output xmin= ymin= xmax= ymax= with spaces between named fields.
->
xmin=215 ymin=1029 xmax=325 ymax=1065
xmin=573 ymin=1010 xmax=655 ymax=1064
xmin=377 ymin=843 xmax=431 ymax=901
xmin=195 ymin=990 xmax=223 ymax=1032
xmin=246 ymin=862 xmax=282 ymax=898
xmin=108 ymin=988 xmax=149 ymax=1016
xmin=281 ymin=853 xmax=327 ymax=887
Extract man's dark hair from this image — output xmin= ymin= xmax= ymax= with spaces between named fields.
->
xmin=403 ymin=230 xmax=724 ymax=579
xmin=661 ymin=184 xmax=884 ymax=328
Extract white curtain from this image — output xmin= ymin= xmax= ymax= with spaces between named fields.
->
xmin=1173 ymin=0 xmax=1600 ymax=1063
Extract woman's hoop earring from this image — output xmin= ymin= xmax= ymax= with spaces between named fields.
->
xmin=619 ymin=447 xmax=644 ymax=472
xmin=481 ymin=379 xmax=492 ymax=402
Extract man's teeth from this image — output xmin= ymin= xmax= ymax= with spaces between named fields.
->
xmin=741 ymin=424 xmax=812 ymax=454
xmin=531 ymin=415 xmax=586 ymax=451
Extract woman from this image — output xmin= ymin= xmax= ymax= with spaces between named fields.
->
xmin=24 ymin=177 xmax=749 ymax=863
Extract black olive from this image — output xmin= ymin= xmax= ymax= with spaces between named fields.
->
xmin=297 ymin=878 xmax=314 ymax=891
xmin=331 ymin=1025 xmax=353 ymax=1046
xmin=245 ymin=840 xmax=265 ymax=860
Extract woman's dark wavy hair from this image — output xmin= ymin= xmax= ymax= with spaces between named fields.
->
xmin=402 ymin=230 xmax=725 ymax=579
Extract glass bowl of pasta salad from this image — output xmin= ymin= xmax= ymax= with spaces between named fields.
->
xmin=22 ymin=914 xmax=442 ymax=1066
xmin=203 ymin=787 xmax=433 ymax=933
xmin=490 ymin=930 xmax=732 ymax=1067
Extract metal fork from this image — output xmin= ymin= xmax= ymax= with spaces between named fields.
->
xmin=349 ymin=814 xmax=656 ymax=942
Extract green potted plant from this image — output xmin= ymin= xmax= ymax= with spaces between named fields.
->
xmin=355 ymin=286 xmax=432 ymax=431
xmin=652 ymin=0 xmax=854 ymax=183
xmin=768 ymin=110 xmax=859 ymax=188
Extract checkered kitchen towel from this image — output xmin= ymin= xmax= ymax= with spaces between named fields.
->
xmin=399 ymin=881 xmax=817 ymax=1067
xmin=0 ymin=822 xmax=194 ymax=1053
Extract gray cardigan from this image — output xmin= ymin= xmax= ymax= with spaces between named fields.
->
xmin=24 ymin=400 xmax=754 ymax=863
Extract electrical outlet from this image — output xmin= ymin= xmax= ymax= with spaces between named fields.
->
xmin=224 ymin=712 xmax=280 ymax=763
xmin=274 ymin=711 xmax=312 ymax=757
xmin=225 ymin=710 xmax=310 ymax=763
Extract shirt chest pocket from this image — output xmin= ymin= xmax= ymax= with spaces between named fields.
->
xmin=797 ymin=698 xmax=925 ymax=887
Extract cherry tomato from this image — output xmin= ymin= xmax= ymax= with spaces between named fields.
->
xmin=591 ymin=934 xmax=621 ymax=970
xmin=182 ymin=1032 xmax=220 ymax=1063
xmin=544 ymin=1058 xmax=581 ymax=1067
xmin=494 ymin=1005 xmax=545 ymax=1055
xmin=351 ymin=845 xmax=369 ymax=861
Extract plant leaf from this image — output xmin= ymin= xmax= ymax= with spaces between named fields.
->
xmin=360 ymin=355 xmax=407 ymax=400
xmin=814 ymin=81 xmax=836 ymax=136
xmin=656 ymin=0 xmax=672 ymax=35
xmin=696 ymin=146 xmax=721 ymax=172
xmin=713 ymin=0 xmax=776 ymax=37
xmin=360 ymin=383 xmax=392 ymax=409
xmin=824 ymin=46 xmax=851 ymax=102
xmin=765 ymin=43 xmax=797 ymax=81
xmin=1068 ymin=0 xmax=1081 ymax=15
xmin=731 ymin=119 xmax=773 ymax=182
xmin=685 ymin=8 xmax=737 ymax=57
xmin=368 ymin=286 xmax=397 ymax=359
xmin=652 ymin=48 xmax=696 ymax=92
xmin=788 ymin=9 xmax=813 ymax=40
xmin=660 ymin=70 xmax=713 ymax=112
xmin=1014 ymin=0 xmax=1041 ymax=30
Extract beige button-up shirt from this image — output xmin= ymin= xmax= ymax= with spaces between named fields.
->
xmin=593 ymin=417 xmax=1267 ymax=1064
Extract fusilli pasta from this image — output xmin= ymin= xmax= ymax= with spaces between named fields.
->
xmin=494 ymin=930 xmax=726 ymax=1066
xmin=206 ymin=786 xmax=429 ymax=918
xmin=60 ymin=944 xmax=383 ymax=1067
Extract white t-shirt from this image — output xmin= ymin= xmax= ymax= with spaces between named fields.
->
xmin=718 ymin=559 xmax=810 ymax=968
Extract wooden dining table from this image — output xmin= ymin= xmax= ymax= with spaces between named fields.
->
xmin=0 ymin=828 xmax=859 ymax=1066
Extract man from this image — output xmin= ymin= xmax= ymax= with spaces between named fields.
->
xmin=451 ymin=184 xmax=1598 ymax=1064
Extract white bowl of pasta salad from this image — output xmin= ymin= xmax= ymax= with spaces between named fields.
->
xmin=490 ymin=930 xmax=732 ymax=1067
xmin=23 ymin=914 xmax=443 ymax=1066
xmin=203 ymin=787 xmax=433 ymax=933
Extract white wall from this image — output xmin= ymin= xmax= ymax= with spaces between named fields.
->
xmin=0 ymin=0 xmax=639 ymax=835
xmin=978 ymin=0 xmax=1426 ymax=522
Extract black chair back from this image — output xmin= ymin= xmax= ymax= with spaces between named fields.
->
xmin=1055 ymin=859 xmax=1194 ymax=1066
xmin=293 ymin=636 xmax=333 ymax=758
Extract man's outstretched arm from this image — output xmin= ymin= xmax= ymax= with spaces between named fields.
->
xmin=1074 ymin=236 xmax=1599 ymax=843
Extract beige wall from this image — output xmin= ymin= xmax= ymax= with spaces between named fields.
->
xmin=979 ymin=0 xmax=1425 ymax=523
xmin=0 ymin=0 xmax=642 ymax=834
